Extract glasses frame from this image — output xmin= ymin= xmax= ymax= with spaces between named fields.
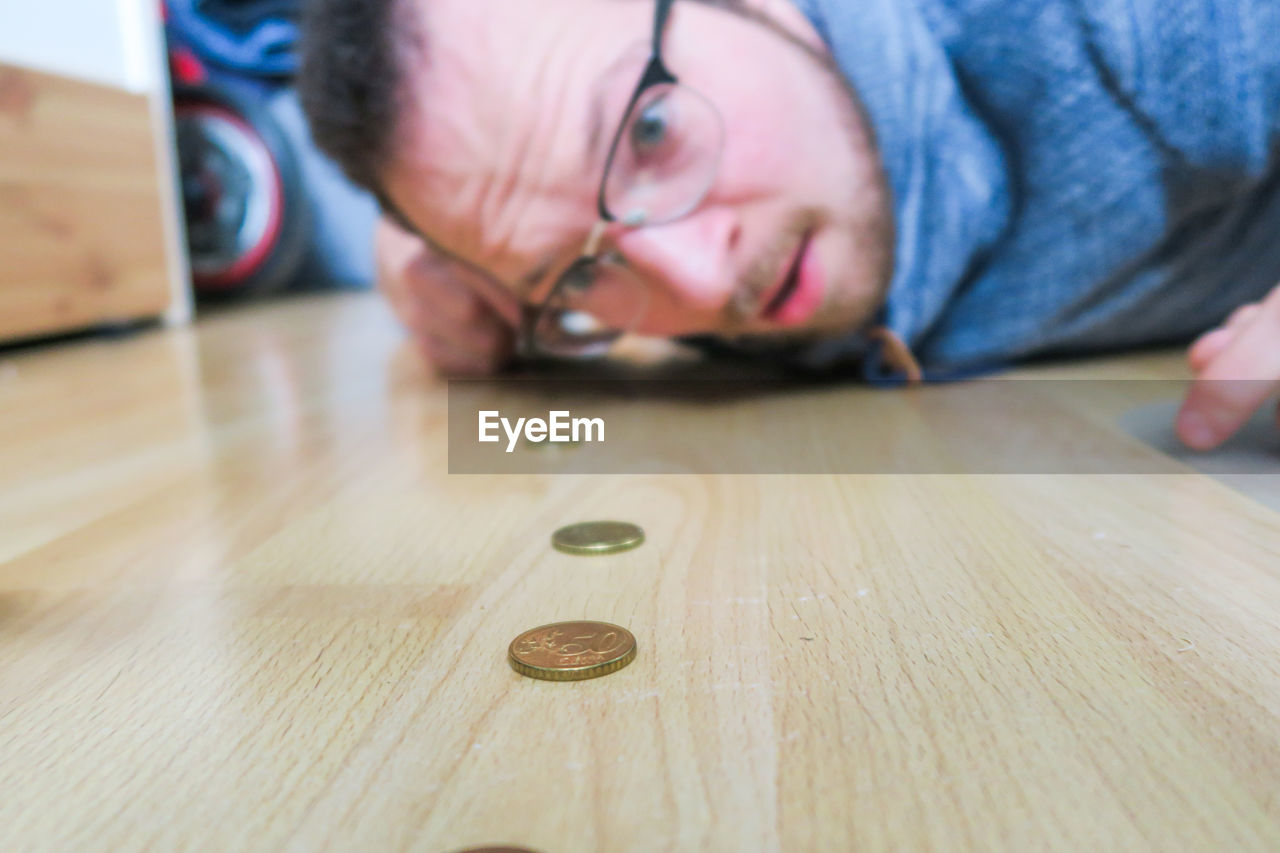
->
xmin=518 ymin=0 xmax=684 ymax=358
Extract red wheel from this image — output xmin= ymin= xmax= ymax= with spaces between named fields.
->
xmin=174 ymin=88 xmax=307 ymax=297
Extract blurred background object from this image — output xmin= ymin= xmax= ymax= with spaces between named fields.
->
xmin=164 ymin=0 xmax=377 ymax=300
xmin=0 ymin=0 xmax=377 ymax=349
xmin=0 ymin=0 xmax=189 ymax=344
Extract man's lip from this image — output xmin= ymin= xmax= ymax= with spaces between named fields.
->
xmin=761 ymin=232 xmax=811 ymax=320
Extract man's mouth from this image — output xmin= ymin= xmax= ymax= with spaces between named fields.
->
xmin=759 ymin=231 xmax=822 ymax=327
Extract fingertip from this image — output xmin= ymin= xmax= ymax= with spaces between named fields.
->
xmin=1187 ymin=327 xmax=1231 ymax=372
xmin=423 ymin=341 xmax=506 ymax=378
xmin=1225 ymin=302 xmax=1261 ymax=331
xmin=1175 ymin=407 xmax=1221 ymax=451
xmin=414 ymin=335 xmax=445 ymax=372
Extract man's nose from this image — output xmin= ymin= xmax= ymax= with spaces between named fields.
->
xmin=609 ymin=206 xmax=742 ymax=314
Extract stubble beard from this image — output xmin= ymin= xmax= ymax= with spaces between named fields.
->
xmin=705 ymin=1 xmax=893 ymax=347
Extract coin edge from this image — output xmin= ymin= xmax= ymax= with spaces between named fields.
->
xmin=508 ymin=643 xmax=637 ymax=681
xmin=550 ymin=522 xmax=645 ymax=556
xmin=507 ymin=621 xmax=637 ymax=682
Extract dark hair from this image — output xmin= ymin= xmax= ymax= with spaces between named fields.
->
xmin=297 ymin=0 xmax=418 ymax=208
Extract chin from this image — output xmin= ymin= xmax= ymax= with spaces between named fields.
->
xmin=719 ymin=320 xmax=857 ymax=353
xmin=804 ymin=305 xmax=877 ymax=337
xmin=751 ymin=302 xmax=876 ymax=342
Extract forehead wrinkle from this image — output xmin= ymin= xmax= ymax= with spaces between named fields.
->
xmin=584 ymin=45 xmax=649 ymax=162
xmin=479 ymin=30 xmax=611 ymax=290
xmin=397 ymin=18 xmax=565 ymax=284
xmin=474 ymin=46 xmax=557 ymax=264
xmin=392 ymin=0 xmax=640 ymax=292
xmin=392 ymin=40 xmax=510 ymax=259
xmin=506 ymin=43 xmax=648 ymax=296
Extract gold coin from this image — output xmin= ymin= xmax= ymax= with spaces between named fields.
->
xmin=551 ymin=521 xmax=644 ymax=555
xmin=508 ymin=621 xmax=637 ymax=681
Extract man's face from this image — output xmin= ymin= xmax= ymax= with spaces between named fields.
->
xmin=386 ymin=0 xmax=893 ymax=344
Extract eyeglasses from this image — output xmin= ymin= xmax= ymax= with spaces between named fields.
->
xmin=519 ymin=0 xmax=725 ymax=358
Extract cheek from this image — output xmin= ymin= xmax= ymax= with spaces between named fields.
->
xmin=699 ymin=66 xmax=823 ymax=202
xmin=711 ymin=102 xmax=802 ymax=200
xmin=636 ymin=293 xmax=720 ymax=336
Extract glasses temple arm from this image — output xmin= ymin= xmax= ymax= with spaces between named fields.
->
xmin=652 ymin=0 xmax=674 ymax=56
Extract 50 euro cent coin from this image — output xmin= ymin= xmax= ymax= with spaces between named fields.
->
xmin=508 ymin=621 xmax=637 ymax=681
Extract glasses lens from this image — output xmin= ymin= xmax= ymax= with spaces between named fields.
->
xmin=602 ymin=83 xmax=723 ymax=226
xmin=532 ymin=256 xmax=649 ymax=357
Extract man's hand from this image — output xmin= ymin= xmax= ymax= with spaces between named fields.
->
xmin=375 ymin=216 xmax=520 ymax=375
xmin=1177 ymin=283 xmax=1280 ymax=449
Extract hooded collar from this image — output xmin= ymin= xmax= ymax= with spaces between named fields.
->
xmin=785 ymin=0 xmax=1012 ymax=376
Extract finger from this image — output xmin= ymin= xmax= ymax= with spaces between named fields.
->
xmin=413 ymin=291 xmax=514 ymax=354
xmin=374 ymin=215 xmax=426 ymax=276
xmin=419 ymin=335 xmax=485 ymax=376
xmin=409 ymin=252 xmax=522 ymax=328
xmin=381 ymin=262 xmax=508 ymax=349
xmin=1187 ymin=326 xmax=1234 ymax=372
xmin=1176 ymin=292 xmax=1280 ymax=449
xmin=403 ymin=262 xmax=517 ymax=332
xmin=405 ymin=284 xmax=514 ymax=365
xmin=379 ymin=270 xmax=432 ymax=336
xmin=419 ymin=328 xmax=513 ymax=376
xmin=1224 ymin=302 xmax=1260 ymax=332
xmin=375 ymin=218 xmax=521 ymax=329
xmin=385 ymin=277 xmax=515 ymax=376
xmin=1188 ymin=303 xmax=1264 ymax=371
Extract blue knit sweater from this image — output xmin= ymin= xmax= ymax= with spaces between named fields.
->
xmin=786 ymin=0 xmax=1280 ymax=378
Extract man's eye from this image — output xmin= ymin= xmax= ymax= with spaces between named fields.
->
xmin=629 ymin=97 xmax=670 ymax=158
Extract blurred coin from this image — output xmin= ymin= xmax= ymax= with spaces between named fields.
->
xmin=451 ymin=848 xmax=541 ymax=853
xmin=551 ymin=521 xmax=644 ymax=555
xmin=508 ymin=621 xmax=637 ymax=681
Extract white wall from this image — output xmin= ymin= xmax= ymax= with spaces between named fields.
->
xmin=0 ymin=0 xmax=191 ymax=324
xmin=0 ymin=0 xmax=161 ymax=93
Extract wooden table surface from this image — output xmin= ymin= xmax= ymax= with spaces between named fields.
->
xmin=3 ymin=293 xmax=1279 ymax=852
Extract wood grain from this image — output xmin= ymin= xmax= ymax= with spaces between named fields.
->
xmin=1 ymin=293 xmax=1278 ymax=852
xmin=0 ymin=62 xmax=173 ymax=342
